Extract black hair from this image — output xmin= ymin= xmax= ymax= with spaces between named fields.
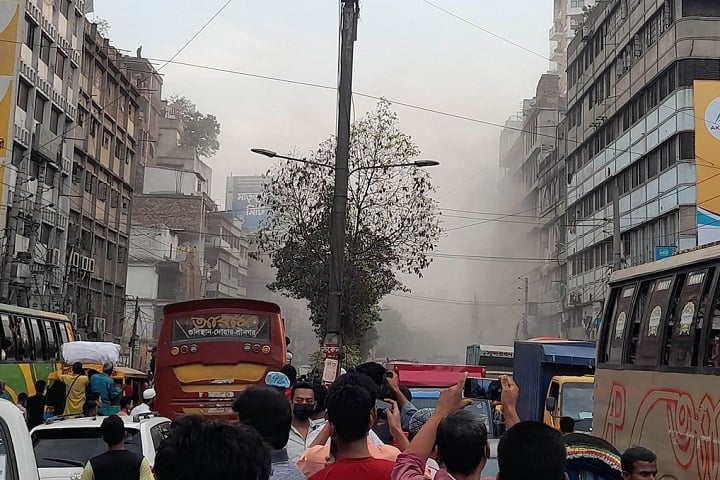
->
xmin=326 ymin=376 xmax=373 ymax=442
xmin=621 ymin=447 xmax=657 ymax=474
xmin=313 ymin=384 xmax=328 ymax=415
xmin=280 ymin=364 xmax=297 ymax=385
xmin=559 ymin=416 xmax=575 ymax=434
xmin=83 ymin=401 xmax=98 ymax=416
xmin=34 ymin=380 xmax=46 ymax=393
xmin=120 ymin=396 xmax=133 ymax=410
xmin=291 ymin=382 xmax=316 ymax=401
xmin=379 ymin=383 xmax=413 ymax=403
xmin=436 ymin=410 xmax=488 ymax=476
xmin=86 ymin=392 xmax=100 ymax=402
xmin=100 ymin=415 xmax=125 ymax=445
xmin=17 ymin=392 xmax=27 ymax=403
xmin=72 ymin=362 xmax=84 ymax=374
xmin=233 ymin=386 xmax=291 ymax=450
xmin=154 ymin=419 xmax=271 ymax=480
xmin=355 ymin=362 xmax=386 ymax=388
xmin=497 ymin=421 xmax=566 ymax=480
xmin=332 ymin=372 xmax=378 ymax=403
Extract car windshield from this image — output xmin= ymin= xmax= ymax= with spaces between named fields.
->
xmin=409 ymin=392 xmax=493 ymax=434
xmin=33 ymin=427 xmax=143 ymax=468
xmin=561 ymin=382 xmax=594 ymax=420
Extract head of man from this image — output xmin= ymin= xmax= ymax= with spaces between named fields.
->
xmin=435 ymin=410 xmax=488 ymax=477
xmin=291 ymin=382 xmax=316 ymax=422
xmin=154 ymin=418 xmax=271 ymax=480
xmin=313 ymin=384 xmax=328 ymax=416
xmin=34 ymin=380 xmax=46 ymax=395
xmin=326 ymin=373 xmax=376 ymax=448
xmin=86 ymin=392 xmax=102 ymax=408
xmin=83 ymin=400 xmax=98 ymax=417
xmin=621 ymin=447 xmax=657 ymax=480
xmin=354 ymin=362 xmax=386 ymax=388
xmin=120 ymin=396 xmax=133 ymax=412
xmin=559 ymin=416 xmax=575 ymax=434
xmin=17 ymin=392 xmax=27 ymax=406
xmin=498 ymin=421 xmax=567 ymax=480
xmin=102 ymin=362 xmax=113 ymax=375
xmin=280 ymin=364 xmax=297 ymax=386
xmin=143 ymin=388 xmax=156 ymax=407
xmin=233 ymin=386 xmax=291 ymax=451
xmin=100 ymin=415 xmax=126 ymax=447
xmin=72 ymin=362 xmax=84 ymax=375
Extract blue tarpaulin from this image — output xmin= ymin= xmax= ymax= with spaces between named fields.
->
xmin=541 ymin=344 xmax=596 ymax=366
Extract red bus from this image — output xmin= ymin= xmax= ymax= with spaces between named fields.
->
xmin=154 ymin=298 xmax=287 ymax=420
xmin=386 ymin=362 xmax=486 ymax=388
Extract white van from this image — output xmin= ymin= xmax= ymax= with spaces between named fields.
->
xmin=0 ymin=398 xmax=39 ymax=480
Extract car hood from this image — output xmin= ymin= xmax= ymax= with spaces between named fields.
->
xmin=39 ymin=467 xmax=83 ymax=480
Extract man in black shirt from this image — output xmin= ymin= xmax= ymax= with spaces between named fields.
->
xmin=26 ymin=380 xmax=46 ymax=429
xmin=79 ymin=415 xmax=153 ymax=480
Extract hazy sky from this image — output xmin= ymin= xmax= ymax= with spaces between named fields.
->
xmin=94 ymin=0 xmax=555 ymax=344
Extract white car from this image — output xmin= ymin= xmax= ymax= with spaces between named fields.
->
xmin=30 ymin=413 xmax=171 ymax=480
xmin=0 ymin=398 xmax=40 ymax=479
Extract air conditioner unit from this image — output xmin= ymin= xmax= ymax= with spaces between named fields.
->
xmin=209 ymin=269 xmax=221 ymax=283
xmin=81 ymin=256 xmax=91 ymax=271
xmin=46 ymin=248 xmax=60 ymax=267
xmin=581 ymin=26 xmax=592 ymax=41
xmin=70 ymin=312 xmax=78 ymax=327
xmin=87 ymin=258 xmax=96 ymax=273
xmin=70 ymin=251 xmax=81 ymax=268
xmin=91 ymin=317 xmax=106 ymax=334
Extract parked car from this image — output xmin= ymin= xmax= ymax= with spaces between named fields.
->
xmin=0 ymin=398 xmax=40 ymax=479
xmin=30 ymin=413 xmax=170 ymax=480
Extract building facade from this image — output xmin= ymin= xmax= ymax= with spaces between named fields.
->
xmin=205 ymin=210 xmax=249 ymax=298
xmin=563 ymin=0 xmax=720 ymax=336
xmin=549 ymin=0 xmax=596 ymax=90
xmin=0 ymin=0 xmax=86 ymax=310
xmin=225 ymin=175 xmax=267 ymax=231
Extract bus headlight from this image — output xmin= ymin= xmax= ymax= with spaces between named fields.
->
xmin=171 ymin=347 xmax=180 ymax=356
xmin=261 ymin=346 xmax=271 ymax=354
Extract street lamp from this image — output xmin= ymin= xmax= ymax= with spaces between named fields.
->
xmin=251 ymin=148 xmax=439 ymax=173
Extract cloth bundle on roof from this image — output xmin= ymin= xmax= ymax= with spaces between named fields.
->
xmin=62 ymin=341 xmax=121 ymax=365
xmin=564 ymin=433 xmax=622 ymax=480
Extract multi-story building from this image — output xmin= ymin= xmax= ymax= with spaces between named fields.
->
xmin=62 ymin=20 xmax=140 ymax=341
xmin=563 ymin=0 xmax=720 ymax=336
xmin=498 ymin=74 xmax=566 ymax=338
xmin=0 ymin=0 xmax=86 ymax=310
xmin=225 ymin=175 xmax=267 ymax=231
xmin=205 ymin=210 xmax=249 ymax=298
xmin=549 ymin=0 xmax=596 ymax=90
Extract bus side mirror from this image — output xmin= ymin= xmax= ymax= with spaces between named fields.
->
xmin=545 ymin=397 xmax=556 ymax=412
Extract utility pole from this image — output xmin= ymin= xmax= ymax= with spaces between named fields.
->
xmin=611 ymin=169 xmax=622 ymax=271
xmin=0 ymin=189 xmax=21 ymax=304
xmin=323 ymin=0 xmax=359 ymax=384
xmin=130 ymin=296 xmax=140 ymax=369
xmin=522 ymin=277 xmax=530 ymax=340
xmin=26 ymin=161 xmax=47 ymax=308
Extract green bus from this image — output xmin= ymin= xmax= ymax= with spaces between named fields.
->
xmin=0 ymin=303 xmax=75 ymax=401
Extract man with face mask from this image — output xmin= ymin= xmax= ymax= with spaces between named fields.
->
xmin=287 ymin=382 xmax=324 ymax=463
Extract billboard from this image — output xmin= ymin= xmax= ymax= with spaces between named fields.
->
xmin=0 ymin=1 xmax=21 ymax=228
xmin=225 ymin=176 xmax=268 ymax=231
xmin=694 ymin=81 xmax=720 ymax=246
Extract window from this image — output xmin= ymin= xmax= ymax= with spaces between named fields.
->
xmin=115 ymin=141 xmax=125 ymax=160
xmin=40 ymin=224 xmax=50 ymax=245
xmin=121 ymin=197 xmax=129 ymax=213
xmin=28 ymin=318 xmax=44 ymax=361
xmin=39 ymin=34 xmax=51 ymax=65
xmin=118 ymin=245 xmax=127 ymax=263
xmin=110 ymin=190 xmax=119 ymax=208
xmin=54 ymin=50 xmax=66 ymax=78
xmin=34 ymin=94 xmax=46 ymax=123
xmin=85 ymin=172 xmax=94 ymax=194
xmin=107 ymin=242 xmax=115 ymax=261
xmin=49 ymin=108 xmax=61 ymax=134
xmin=45 ymin=166 xmax=56 ymax=188
xmin=603 ymin=284 xmax=637 ymax=364
xmin=102 ymin=130 xmax=111 ymax=149
xmin=14 ymin=317 xmax=30 ymax=361
xmin=42 ymin=320 xmax=59 ymax=361
xmin=626 ymin=282 xmax=650 ymax=364
xmin=97 ymin=182 xmax=107 ymax=201
xmin=635 ymin=277 xmax=674 ymax=366
xmin=666 ymin=269 xmax=711 ymax=367
xmin=680 ymin=132 xmax=695 ymax=159
xmin=56 ymin=322 xmax=70 ymax=345
xmin=72 ymin=163 xmax=83 ymax=184
xmin=25 ymin=15 xmax=36 ymax=49
xmin=16 ymin=80 xmax=30 ymax=111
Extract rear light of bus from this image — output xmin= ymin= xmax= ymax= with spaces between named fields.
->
xmin=252 ymin=344 xmax=261 ymax=353
xmin=180 ymin=345 xmax=189 ymax=354
xmin=244 ymin=343 xmax=251 ymax=352
xmin=171 ymin=346 xmax=180 ymax=356
xmin=190 ymin=344 xmax=198 ymax=353
xmin=261 ymin=345 xmax=271 ymax=354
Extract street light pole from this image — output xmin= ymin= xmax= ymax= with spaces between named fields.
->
xmin=325 ymin=0 xmax=359 ymax=383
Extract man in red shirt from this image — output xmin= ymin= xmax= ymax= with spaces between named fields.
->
xmin=309 ymin=373 xmax=394 ymax=480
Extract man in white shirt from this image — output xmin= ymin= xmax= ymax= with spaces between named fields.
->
xmin=130 ymin=388 xmax=155 ymax=416
xmin=286 ymin=382 xmax=325 ymax=463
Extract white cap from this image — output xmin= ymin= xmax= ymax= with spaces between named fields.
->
xmin=143 ymin=388 xmax=156 ymax=400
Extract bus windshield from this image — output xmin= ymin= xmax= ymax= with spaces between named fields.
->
xmin=170 ymin=313 xmax=271 ymax=343
xmin=561 ymin=382 xmax=593 ymax=420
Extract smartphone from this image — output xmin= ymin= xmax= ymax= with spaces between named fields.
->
xmin=463 ymin=376 xmax=488 ymax=399
xmin=376 ymin=399 xmax=393 ymax=412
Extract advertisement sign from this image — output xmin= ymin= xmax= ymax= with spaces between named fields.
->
xmin=0 ymin=2 xmax=22 ymax=229
xmin=655 ymin=246 xmax=675 ymax=261
xmin=225 ymin=176 xmax=268 ymax=231
xmin=693 ymin=81 xmax=720 ymax=245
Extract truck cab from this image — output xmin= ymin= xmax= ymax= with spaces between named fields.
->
xmin=0 ymin=398 xmax=40 ymax=479
xmin=543 ymin=375 xmax=595 ymax=432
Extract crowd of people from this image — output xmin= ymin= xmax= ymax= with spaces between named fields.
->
xmin=1 ymin=361 xmax=154 ymax=429
xmin=75 ymin=361 xmax=657 ymax=480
